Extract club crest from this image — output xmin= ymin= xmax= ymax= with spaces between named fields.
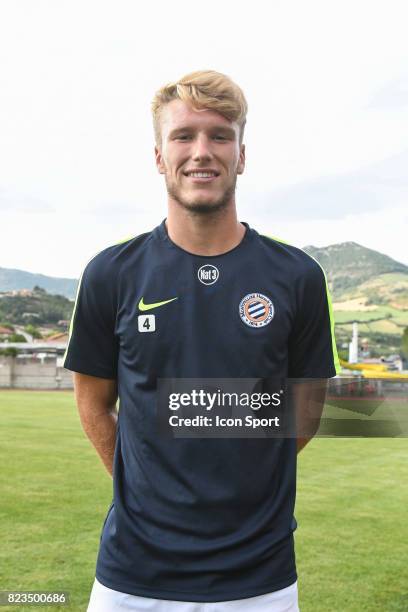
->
xmin=239 ymin=293 xmax=274 ymax=328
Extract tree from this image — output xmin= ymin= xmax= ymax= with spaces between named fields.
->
xmin=0 ymin=347 xmax=18 ymax=357
xmin=8 ymin=333 xmax=26 ymax=343
xmin=0 ymin=322 xmax=14 ymax=331
xmin=24 ymin=324 xmax=42 ymax=339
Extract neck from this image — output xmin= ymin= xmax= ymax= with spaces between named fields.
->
xmin=165 ymin=201 xmax=246 ymax=256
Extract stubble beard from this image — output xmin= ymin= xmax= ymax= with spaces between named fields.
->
xmin=165 ymin=174 xmax=238 ymax=216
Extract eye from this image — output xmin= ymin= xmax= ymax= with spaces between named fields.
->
xmin=175 ymin=134 xmax=191 ymax=141
xmin=214 ymin=135 xmax=227 ymax=141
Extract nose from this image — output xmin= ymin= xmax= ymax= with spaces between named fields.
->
xmin=192 ymin=134 xmax=213 ymax=162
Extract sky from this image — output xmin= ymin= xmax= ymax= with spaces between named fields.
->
xmin=1 ymin=0 xmax=408 ymax=278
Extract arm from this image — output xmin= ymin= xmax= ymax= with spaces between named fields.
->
xmin=292 ymin=379 xmax=328 ymax=454
xmin=287 ymin=259 xmax=339 ymax=452
xmin=73 ymin=372 xmax=119 ymax=477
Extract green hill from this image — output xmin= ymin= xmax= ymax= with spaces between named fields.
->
xmin=303 ymin=244 xmax=408 ymax=356
xmin=303 ymin=242 xmax=408 ymax=297
xmin=0 ymin=267 xmax=78 ymax=300
xmin=0 ymin=286 xmax=74 ymax=326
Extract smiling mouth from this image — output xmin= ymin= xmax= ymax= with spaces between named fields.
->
xmin=183 ymin=171 xmax=220 ymax=182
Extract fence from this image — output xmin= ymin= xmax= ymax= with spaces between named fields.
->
xmin=0 ymin=357 xmax=73 ymax=389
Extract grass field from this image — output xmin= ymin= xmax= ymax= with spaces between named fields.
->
xmin=332 ymin=306 xmax=408 ymax=326
xmin=0 ymin=391 xmax=407 ymax=611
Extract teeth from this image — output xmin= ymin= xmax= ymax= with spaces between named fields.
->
xmin=188 ymin=172 xmax=216 ymax=178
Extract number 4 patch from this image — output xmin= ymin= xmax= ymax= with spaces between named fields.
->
xmin=138 ymin=314 xmax=156 ymax=333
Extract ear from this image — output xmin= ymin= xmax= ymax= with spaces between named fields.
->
xmin=237 ymin=143 xmax=245 ymax=175
xmin=155 ymin=145 xmax=166 ymax=174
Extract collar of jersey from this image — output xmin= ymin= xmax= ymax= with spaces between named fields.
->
xmin=156 ymin=219 xmax=252 ymax=258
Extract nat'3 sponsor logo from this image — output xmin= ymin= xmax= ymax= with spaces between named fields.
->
xmin=197 ymin=264 xmax=219 ymax=285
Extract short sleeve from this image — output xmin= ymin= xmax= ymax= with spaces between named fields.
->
xmin=63 ymin=254 xmax=119 ymax=379
xmin=288 ymin=259 xmax=340 ymax=378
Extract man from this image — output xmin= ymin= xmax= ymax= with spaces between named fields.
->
xmin=64 ymin=70 xmax=340 ymax=611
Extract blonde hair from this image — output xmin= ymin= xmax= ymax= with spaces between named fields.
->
xmin=151 ymin=70 xmax=248 ymax=146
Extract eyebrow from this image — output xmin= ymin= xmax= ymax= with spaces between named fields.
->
xmin=168 ymin=126 xmax=236 ymax=138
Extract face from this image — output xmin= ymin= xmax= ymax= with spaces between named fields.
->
xmin=155 ymin=99 xmax=245 ymax=215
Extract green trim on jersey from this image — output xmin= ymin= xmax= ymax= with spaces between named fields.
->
xmin=261 ymin=233 xmax=341 ymax=375
xmin=62 ymin=234 xmax=136 ymax=367
xmin=313 ymin=264 xmax=341 ymax=375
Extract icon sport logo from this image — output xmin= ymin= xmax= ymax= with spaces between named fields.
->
xmin=239 ymin=293 xmax=274 ymax=328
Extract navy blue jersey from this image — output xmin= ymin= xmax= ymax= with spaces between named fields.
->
xmin=64 ymin=220 xmax=339 ymax=602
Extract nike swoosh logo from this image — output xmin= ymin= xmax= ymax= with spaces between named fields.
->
xmin=138 ymin=296 xmax=178 ymax=311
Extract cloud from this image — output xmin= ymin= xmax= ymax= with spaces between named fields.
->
xmin=0 ymin=188 xmax=55 ymax=214
xmin=83 ymin=202 xmax=141 ymax=215
xmin=240 ymin=149 xmax=408 ymax=221
xmin=367 ymin=75 xmax=408 ymax=110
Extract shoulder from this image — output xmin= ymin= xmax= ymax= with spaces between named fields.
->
xmin=257 ymin=232 xmax=327 ymax=284
xmin=80 ymin=230 xmax=153 ymax=282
